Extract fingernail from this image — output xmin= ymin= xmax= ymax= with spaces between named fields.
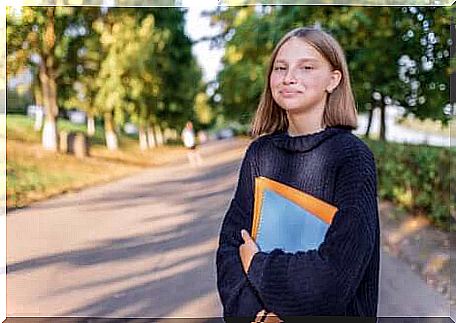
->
xmin=242 ymin=229 xmax=248 ymax=238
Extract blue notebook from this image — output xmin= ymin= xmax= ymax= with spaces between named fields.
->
xmin=252 ymin=176 xmax=338 ymax=253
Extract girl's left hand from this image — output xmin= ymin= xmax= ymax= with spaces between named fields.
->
xmin=239 ymin=229 xmax=259 ymax=273
xmin=254 ymin=310 xmax=284 ymax=323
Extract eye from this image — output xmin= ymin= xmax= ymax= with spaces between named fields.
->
xmin=300 ymin=66 xmax=314 ymax=70
xmin=273 ymin=65 xmax=286 ymax=71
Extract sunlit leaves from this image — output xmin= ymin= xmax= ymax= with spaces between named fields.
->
xmin=210 ymin=6 xmax=451 ymax=126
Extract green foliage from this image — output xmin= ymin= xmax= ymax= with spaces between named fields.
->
xmin=392 ymin=7 xmax=451 ymax=123
xmin=209 ymin=6 xmax=452 ymax=128
xmin=7 ymin=88 xmax=33 ymax=114
xmin=193 ymin=92 xmax=214 ymax=127
xmin=151 ymin=8 xmax=203 ymax=129
xmin=364 ymin=138 xmax=455 ymax=231
xmin=7 ymin=7 xmax=203 ymax=149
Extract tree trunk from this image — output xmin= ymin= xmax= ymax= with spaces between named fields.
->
xmin=138 ymin=125 xmax=148 ymax=151
xmin=147 ymin=125 xmax=157 ymax=148
xmin=104 ymin=112 xmax=118 ymax=150
xmin=379 ymin=103 xmax=386 ymax=142
xmin=365 ymin=107 xmax=374 ymax=138
xmin=39 ymin=7 xmax=59 ymax=151
xmin=87 ymin=114 xmax=95 ymax=137
xmin=39 ymin=63 xmax=58 ymax=151
xmin=42 ymin=115 xmax=58 ymax=151
xmin=155 ymin=125 xmax=164 ymax=146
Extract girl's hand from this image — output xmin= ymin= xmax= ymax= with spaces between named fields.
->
xmin=254 ymin=309 xmax=283 ymax=323
xmin=239 ymin=229 xmax=259 ymax=274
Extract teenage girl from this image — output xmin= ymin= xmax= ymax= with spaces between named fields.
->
xmin=216 ymin=26 xmax=379 ymax=322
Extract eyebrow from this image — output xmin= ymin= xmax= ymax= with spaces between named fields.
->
xmin=274 ymin=58 xmax=320 ymax=64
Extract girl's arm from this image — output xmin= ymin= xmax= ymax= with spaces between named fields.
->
xmin=216 ymin=146 xmax=264 ymax=319
xmin=245 ymin=147 xmax=379 ymax=316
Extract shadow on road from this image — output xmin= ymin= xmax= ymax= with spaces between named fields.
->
xmin=7 ymin=151 xmax=246 ymax=317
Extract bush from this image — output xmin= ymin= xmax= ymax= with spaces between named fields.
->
xmin=364 ymin=138 xmax=455 ymax=231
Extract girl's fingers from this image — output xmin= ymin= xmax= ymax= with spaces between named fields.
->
xmin=253 ymin=309 xmax=267 ymax=322
xmin=241 ymin=229 xmax=249 ymax=241
xmin=265 ymin=312 xmax=283 ymax=323
xmin=253 ymin=310 xmax=283 ymax=323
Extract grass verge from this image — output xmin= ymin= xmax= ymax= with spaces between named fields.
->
xmin=6 ymin=114 xmax=188 ymax=209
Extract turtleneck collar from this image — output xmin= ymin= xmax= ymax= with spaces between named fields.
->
xmin=271 ymin=125 xmax=352 ymax=152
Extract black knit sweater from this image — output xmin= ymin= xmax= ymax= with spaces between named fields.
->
xmin=216 ymin=126 xmax=380 ymax=321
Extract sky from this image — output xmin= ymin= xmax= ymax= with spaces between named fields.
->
xmin=181 ymin=2 xmax=225 ymax=83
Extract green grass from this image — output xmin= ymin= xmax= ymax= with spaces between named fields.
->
xmin=7 ymin=158 xmax=76 ymax=207
xmin=6 ymin=114 xmax=41 ymax=143
xmin=6 ymin=114 xmax=188 ymax=209
xmin=6 ymin=114 xmax=144 ymax=147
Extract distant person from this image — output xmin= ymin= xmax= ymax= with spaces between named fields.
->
xmin=181 ymin=121 xmax=203 ymax=167
xmin=216 ymin=26 xmax=379 ymax=322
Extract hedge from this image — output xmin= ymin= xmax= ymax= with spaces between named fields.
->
xmin=363 ymin=138 xmax=455 ymax=231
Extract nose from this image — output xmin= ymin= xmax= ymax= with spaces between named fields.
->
xmin=283 ymin=68 xmax=297 ymax=84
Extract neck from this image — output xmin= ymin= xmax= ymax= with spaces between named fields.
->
xmin=286 ymin=108 xmax=325 ymax=137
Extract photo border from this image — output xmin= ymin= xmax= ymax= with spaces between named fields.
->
xmin=2 ymin=1 xmax=454 ymax=322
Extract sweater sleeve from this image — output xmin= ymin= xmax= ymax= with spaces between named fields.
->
xmin=246 ymin=146 xmax=379 ymax=316
xmin=216 ymin=144 xmax=264 ymax=320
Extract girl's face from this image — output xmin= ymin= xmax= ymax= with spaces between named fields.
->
xmin=269 ymin=37 xmax=341 ymax=114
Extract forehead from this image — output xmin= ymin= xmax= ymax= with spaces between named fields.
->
xmin=275 ymin=38 xmax=327 ymax=64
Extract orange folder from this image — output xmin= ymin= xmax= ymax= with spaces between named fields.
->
xmin=252 ymin=176 xmax=339 ymax=252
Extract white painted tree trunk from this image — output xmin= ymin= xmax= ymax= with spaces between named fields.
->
xmin=104 ymin=112 xmax=118 ymax=150
xmin=105 ymin=130 xmax=118 ymax=151
xmin=87 ymin=115 xmax=95 ymax=137
xmin=147 ymin=126 xmax=157 ymax=148
xmin=39 ymin=55 xmax=59 ymax=151
xmin=155 ymin=125 xmax=164 ymax=146
xmin=139 ymin=126 xmax=148 ymax=151
xmin=42 ymin=118 xmax=58 ymax=151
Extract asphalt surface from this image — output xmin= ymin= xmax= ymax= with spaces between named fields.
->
xmin=7 ymin=138 xmax=452 ymax=319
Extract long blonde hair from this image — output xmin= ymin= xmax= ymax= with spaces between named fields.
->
xmin=251 ymin=26 xmax=357 ymax=137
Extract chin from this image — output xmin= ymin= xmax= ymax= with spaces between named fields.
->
xmin=279 ymin=103 xmax=311 ymax=113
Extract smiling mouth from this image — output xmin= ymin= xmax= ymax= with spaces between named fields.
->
xmin=280 ymin=90 xmax=302 ymax=96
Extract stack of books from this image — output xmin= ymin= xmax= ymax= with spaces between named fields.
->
xmin=252 ymin=176 xmax=338 ymax=253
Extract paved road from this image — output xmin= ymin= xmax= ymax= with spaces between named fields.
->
xmin=7 ymin=139 xmax=452 ymax=319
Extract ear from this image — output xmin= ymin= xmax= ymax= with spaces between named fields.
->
xmin=326 ymin=70 xmax=342 ymax=93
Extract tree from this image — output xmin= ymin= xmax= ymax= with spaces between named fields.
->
xmin=208 ymin=5 xmax=452 ymax=141
xmin=151 ymin=8 xmax=202 ymax=144
xmin=209 ymin=6 xmax=279 ymax=124
xmin=7 ymin=7 xmax=88 ymax=150
xmin=91 ymin=9 xmax=167 ymax=150
xmin=59 ymin=7 xmax=102 ymax=137
xmin=394 ymin=6 xmax=452 ymax=123
xmin=91 ymin=8 xmax=201 ymax=150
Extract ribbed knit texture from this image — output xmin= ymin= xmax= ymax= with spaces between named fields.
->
xmin=216 ymin=126 xmax=380 ymax=321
